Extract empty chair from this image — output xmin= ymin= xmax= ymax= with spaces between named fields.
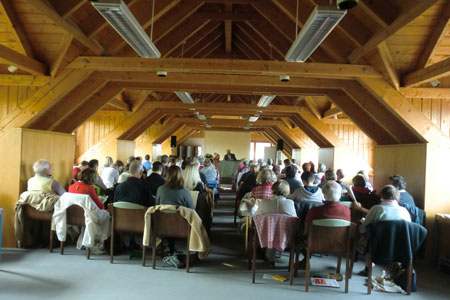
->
xmin=366 ymin=220 xmax=427 ymax=295
xmin=108 ymin=202 xmax=146 ymax=264
xmin=250 ymin=214 xmax=299 ymax=284
xmin=304 ymin=219 xmax=356 ymax=293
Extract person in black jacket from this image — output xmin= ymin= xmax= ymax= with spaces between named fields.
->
xmin=224 ymin=149 xmax=236 ymax=161
xmin=114 ymin=161 xmax=154 ymax=207
xmin=143 ymin=161 xmax=165 ymax=197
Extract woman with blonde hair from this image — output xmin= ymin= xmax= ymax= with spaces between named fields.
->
xmin=100 ymin=156 xmax=119 ymax=188
xmin=184 ymin=163 xmax=205 ymax=193
xmin=251 ymin=168 xmax=277 ymax=200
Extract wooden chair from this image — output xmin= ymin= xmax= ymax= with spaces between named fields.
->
xmin=108 ymin=202 xmax=146 ymax=264
xmin=249 ymin=214 xmax=299 ymax=284
xmin=59 ymin=205 xmax=91 ymax=259
xmin=142 ymin=210 xmax=191 ymax=272
xmin=22 ymin=205 xmax=54 ymax=252
xmin=304 ymin=219 xmax=356 ymax=293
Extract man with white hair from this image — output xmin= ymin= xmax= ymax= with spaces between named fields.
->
xmin=114 ymin=161 xmax=154 ymax=207
xmin=305 ymin=181 xmax=350 ymax=224
xmin=27 ymin=159 xmax=66 ymax=195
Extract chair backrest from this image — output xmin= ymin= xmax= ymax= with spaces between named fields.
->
xmin=252 ymin=214 xmax=299 ymax=250
xmin=308 ymin=220 xmax=355 ymax=253
xmin=23 ymin=205 xmax=53 ymax=221
xmin=294 ymin=200 xmax=323 ymax=220
xmin=66 ymin=205 xmax=86 ymax=227
xmin=152 ymin=210 xmax=190 ymax=239
xmin=109 ymin=203 xmax=146 ymax=233
xmin=312 ymin=218 xmax=351 ymax=227
xmin=190 ymin=191 xmax=199 ymax=208
xmin=339 ymin=201 xmax=353 ymax=208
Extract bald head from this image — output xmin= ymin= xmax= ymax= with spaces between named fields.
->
xmin=322 ymin=181 xmax=342 ymax=202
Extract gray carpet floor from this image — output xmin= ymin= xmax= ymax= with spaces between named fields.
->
xmin=0 ymin=193 xmax=449 ymax=300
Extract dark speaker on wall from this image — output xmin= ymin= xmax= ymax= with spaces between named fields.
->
xmin=170 ymin=136 xmax=177 ymax=148
xmin=277 ymin=139 xmax=284 ymax=151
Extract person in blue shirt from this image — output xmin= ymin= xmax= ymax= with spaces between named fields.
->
xmin=143 ymin=154 xmax=152 ymax=172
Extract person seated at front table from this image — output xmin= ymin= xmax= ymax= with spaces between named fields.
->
xmin=114 ymin=161 xmax=154 ymax=207
xmin=143 ymin=161 xmax=165 ymax=197
xmin=255 ymin=180 xmax=296 ymax=216
xmin=251 ymin=168 xmax=276 ymax=200
xmin=359 ymin=185 xmax=411 ymax=234
xmin=283 ymin=165 xmax=303 ymax=193
xmin=156 ymin=165 xmax=194 ymax=209
xmin=28 ymin=159 xmax=66 ymax=196
xmin=184 ymin=163 xmax=205 ymax=194
xmin=305 ymin=181 xmax=351 ymax=224
xmin=224 ymin=149 xmax=236 ymax=161
xmin=69 ymin=168 xmax=104 ymax=210
xmin=291 ymin=171 xmax=324 ymax=203
xmin=72 ymin=160 xmax=89 ymax=183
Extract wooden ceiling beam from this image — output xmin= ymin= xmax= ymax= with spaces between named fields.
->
xmin=0 ymin=69 xmax=91 ymax=137
xmin=233 ymin=36 xmax=263 ymax=60
xmin=224 ymin=2 xmax=232 ymax=54
xmin=290 ymin=112 xmax=336 ymax=148
xmin=71 ymin=57 xmax=381 ymax=78
xmin=197 ymin=10 xmax=256 ymax=21
xmin=197 ymin=39 xmax=224 ymax=58
xmin=234 ymin=23 xmax=281 ymax=60
xmin=26 ymin=76 xmax=108 ymax=131
xmin=0 ymin=44 xmax=47 ymax=75
xmin=0 ymin=0 xmax=35 ymax=57
xmin=112 ymin=0 xmax=204 ymax=56
xmin=49 ymin=0 xmax=87 ymax=18
xmin=186 ymin=31 xmax=223 ymax=58
xmin=27 ymin=0 xmax=103 ymax=55
xmin=403 ymin=56 xmax=450 ymax=87
xmin=399 ymin=88 xmax=450 ymax=99
xmin=50 ymin=33 xmax=73 ymax=78
xmin=131 ymin=90 xmax=151 ymax=112
xmin=303 ymin=96 xmax=322 ymax=120
xmin=322 ymin=107 xmax=341 ymax=119
xmin=0 ymin=75 xmax=49 ymax=86
xmin=110 ymin=98 xmax=132 ymax=111
xmin=177 ymin=129 xmax=196 ymax=145
xmin=157 ymin=16 xmax=210 ymax=57
xmin=153 ymin=122 xmax=185 ymax=144
xmin=348 ymin=0 xmax=439 ymax=63
xmin=120 ymin=111 xmax=166 ymax=141
xmin=358 ymin=0 xmax=398 ymax=28
xmin=376 ymin=42 xmax=400 ymax=90
xmin=415 ymin=0 xmax=450 ymax=69
xmin=168 ymin=22 xmax=222 ymax=58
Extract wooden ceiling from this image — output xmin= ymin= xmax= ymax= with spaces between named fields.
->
xmin=1 ymin=0 xmax=450 ymax=152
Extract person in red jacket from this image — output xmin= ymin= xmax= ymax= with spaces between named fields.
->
xmin=69 ymin=168 xmax=104 ymax=210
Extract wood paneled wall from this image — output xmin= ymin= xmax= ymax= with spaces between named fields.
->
xmin=407 ymin=97 xmax=450 ymax=138
xmin=134 ymin=122 xmax=165 ymax=158
xmin=0 ymin=86 xmax=38 ymax=120
xmin=75 ymin=112 xmax=126 ymax=161
xmin=324 ymin=119 xmax=374 ymax=171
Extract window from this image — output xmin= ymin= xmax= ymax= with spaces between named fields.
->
xmin=250 ymin=142 xmax=271 ymax=162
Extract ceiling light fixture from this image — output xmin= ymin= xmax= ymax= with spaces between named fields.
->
xmin=7 ymin=65 xmax=18 ymax=73
xmin=196 ymin=114 xmax=206 ymax=121
xmin=257 ymin=95 xmax=276 ymax=107
xmin=285 ymin=6 xmax=347 ymax=62
xmin=91 ymin=0 xmax=161 ymax=58
xmin=248 ymin=115 xmax=259 ymax=122
xmin=175 ymin=91 xmax=195 ymax=104
xmin=206 ymin=124 xmax=212 ymax=128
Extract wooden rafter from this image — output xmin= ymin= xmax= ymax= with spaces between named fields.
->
xmin=234 ymin=23 xmax=281 ymax=60
xmin=49 ymin=0 xmax=87 ymax=18
xmin=0 ymin=0 xmax=35 ymax=57
xmin=400 ymin=88 xmax=450 ymax=99
xmin=403 ymin=56 xmax=450 ymax=87
xmin=323 ymin=107 xmax=341 ymax=119
xmin=0 ymin=44 xmax=46 ymax=75
xmin=358 ymin=0 xmax=398 ymax=28
xmin=347 ymin=0 xmax=439 ymax=63
xmin=224 ymin=2 xmax=232 ymax=54
xmin=376 ymin=42 xmax=400 ymax=90
xmin=0 ymin=75 xmax=49 ymax=86
xmin=50 ymin=33 xmax=73 ymax=78
xmin=27 ymin=0 xmax=103 ymax=55
xmin=131 ymin=90 xmax=151 ymax=112
xmin=110 ymin=98 xmax=132 ymax=111
xmin=303 ymin=96 xmax=322 ymax=120
xmin=415 ymin=0 xmax=450 ymax=69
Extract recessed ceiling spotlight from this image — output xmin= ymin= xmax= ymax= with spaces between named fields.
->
xmin=157 ymin=71 xmax=167 ymax=77
xmin=7 ymin=65 xmax=18 ymax=73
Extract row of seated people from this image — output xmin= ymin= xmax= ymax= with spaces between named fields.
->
xmin=237 ymin=164 xmax=424 ymax=285
xmin=17 ymin=156 xmax=215 ymax=267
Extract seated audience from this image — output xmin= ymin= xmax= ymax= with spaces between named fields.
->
xmin=118 ymin=158 xmax=134 ymax=184
xmin=359 ymin=185 xmax=411 ymax=233
xmin=200 ymin=158 xmax=217 ymax=182
xmin=28 ymin=159 xmax=66 ymax=195
xmin=283 ymin=165 xmax=303 ymax=193
xmin=251 ymin=169 xmax=276 ymax=200
xmin=100 ymin=156 xmax=119 ymax=189
xmin=390 ymin=175 xmax=421 ymax=223
xmin=266 ymin=158 xmax=274 ymax=170
xmin=156 ymin=165 xmax=194 ymax=209
xmin=73 ymin=160 xmax=89 ymax=182
xmin=302 ymin=162 xmax=311 ymax=172
xmin=69 ymin=168 xmax=104 ymax=210
xmin=114 ymin=161 xmax=154 ymax=207
xmin=237 ymin=164 xmax=259 ymax=199
xmin=358 ymin=170 xmax=373 ymax=191
xmin=114 ymin=160 xmax=124 ymax=174
xmin=143 ymin=154 xmax=152 ymax=171
xmin=305 ymin=181 xmax=351 ymax=224
xmin=336 ymin=169 xmax=357 ymax=202
xmin=88 ymin=159 xmax=108 ymax=191
xmin=255 ymin=180 xmax=296 ymax=216
xmin=184 ymin=163 xmax=205 ymax=194
xmin=291 ymin=171 xmax=324 ymax=202
xmin=281 ymin=158 xmax=291 ymax=174
xmin=272 ymin=164 xmax=281 ymax=177
xmin=143 ymin=161 xmax=165 ymax=197
xmin=123 ymin=156 xmax=135 ymax=173
xmin=314 ymin=163 xmax=326 ymax=185
xmin=160 ymin=155 xmax=169 ymax=177
xmin=352 ymin=175 xmax=379 ymax=210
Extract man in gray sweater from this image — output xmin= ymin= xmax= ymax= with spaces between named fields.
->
xmin=291 ymin=171 xmax=324 ymax=202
